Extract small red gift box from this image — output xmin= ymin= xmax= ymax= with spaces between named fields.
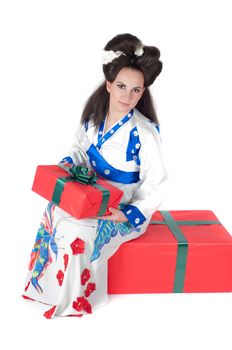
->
xmin=32 ymin=165 xmax=123 ymax=219
xmin=108 ymin=210 xmax=232 ymax=293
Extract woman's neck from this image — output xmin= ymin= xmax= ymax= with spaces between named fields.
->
xmin=107 ymin=107 xmax=131 ymax=123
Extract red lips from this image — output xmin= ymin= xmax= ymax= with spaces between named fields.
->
xmin=119 ymin=101 xmax=130 ymax=106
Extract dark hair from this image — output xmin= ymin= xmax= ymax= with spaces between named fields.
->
xmin=80 ymin=33 xmax=163 ymax=129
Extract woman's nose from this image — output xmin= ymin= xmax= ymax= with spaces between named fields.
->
xmin=122 ymin=90 xmax=132 ymax=101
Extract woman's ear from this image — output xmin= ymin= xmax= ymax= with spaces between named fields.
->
xmin=106 ymin=81 xmax=111 ymax=93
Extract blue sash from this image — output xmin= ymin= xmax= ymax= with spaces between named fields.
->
xmin=86 ymin=143 xmax=140 ymax=184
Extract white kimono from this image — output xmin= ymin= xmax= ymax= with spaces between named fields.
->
xmin=22 ymin=107 xmax=169 ymax=318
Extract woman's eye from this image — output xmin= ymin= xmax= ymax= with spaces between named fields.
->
xmin=117 ymin=85 xmax=140 ymax=93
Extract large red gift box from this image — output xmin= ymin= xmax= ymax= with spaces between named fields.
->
xmin=108 ymin=210 xmax=232 ymax=293
xmin=32 ymin=165 xmax=123 ymax=219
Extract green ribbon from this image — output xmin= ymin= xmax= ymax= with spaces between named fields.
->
xmin=69 ymin=165 xmax=97 ymax=184
xmin=52 ymin=165 xmax=110 ymax=216
xmin=150 ymin=210 xmax=221 ymax=293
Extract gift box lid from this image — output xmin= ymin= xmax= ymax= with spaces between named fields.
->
xmin=129 ymin=210 xmax=232 ymax=245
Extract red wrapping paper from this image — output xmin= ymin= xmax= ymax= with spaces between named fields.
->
xmin=32 ymin=165 xmax=123 ymax=219
xmin=108 ymin=210 xmax=232 ymax=293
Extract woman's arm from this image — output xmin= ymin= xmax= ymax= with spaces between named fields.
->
xmin=119 ymin=125 xmax=170 ymax=228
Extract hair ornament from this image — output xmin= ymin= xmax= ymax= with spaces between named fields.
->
xmin=134 ymin=46 xmax=144 ymax=56
xmin=102 ymin=44 xmax=144 ymax=65
xmin=102 ymin=50 xmax=126 ymax=65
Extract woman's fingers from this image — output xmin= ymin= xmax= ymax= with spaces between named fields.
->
xmin=95 ymin=208 xmax=127 ymax=222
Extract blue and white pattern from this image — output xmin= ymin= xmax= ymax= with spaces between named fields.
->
xmin=58 ymin=107 xmax=168 ymax=229
xmin=126 ymin=126 xmax=141 ymax=166
xmin=86 ymin=143 xmax=140 ymax=184
xmin=58 ymin=156 xmax=74 ymax=174
xmin=97 ymin=109 xmax=134 ymax=148
xmin=120 ymin=203 xmax=146 ymax=228
xmin=90 ymin=212 xmax=141 ymax=262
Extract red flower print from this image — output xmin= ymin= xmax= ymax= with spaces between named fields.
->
xmin=70 ymin=237 xmax=85 ymax=255
xmin=63 ymin=254 xmax=69 ymax=271
xmin=22 ymin=294 xmax=34 ymax=301
xmin=83 ymin=298 xmax=92 ymax=314
xmin=43 ymin=305 xmax=57 ymax=319
xmin=73 ymin=296 xmax=85 ymax=311
xmin=56 ymin=270 xmax=64 ymax=286
xmin=24 ymin=281 xmax=30 ymax=291
xmin=73 ymin=296 xmax=92 ymax=314
xmin=84 ymin=282 xmax=96 ymax=297
xmin=81 ymin=268 xmax=91 ymax=286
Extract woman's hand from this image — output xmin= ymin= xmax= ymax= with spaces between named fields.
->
xmin=96 ymin=207 xmax=128 ymax=223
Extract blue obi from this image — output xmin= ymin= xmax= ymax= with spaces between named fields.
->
xmin=86 ymin=144 xmax=140 ymax=184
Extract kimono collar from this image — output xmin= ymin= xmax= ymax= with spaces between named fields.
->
xmin=97 ymin=109 xmax=134 ymax=150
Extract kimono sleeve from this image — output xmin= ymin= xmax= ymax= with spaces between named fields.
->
xmin=120 ymin=126 xmax=170 ymax=228
xmin=57 ymin=121 xmax=90 ymax=174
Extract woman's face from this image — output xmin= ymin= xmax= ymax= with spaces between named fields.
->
xmin=106 ymin=67 xmax=145 ymax=115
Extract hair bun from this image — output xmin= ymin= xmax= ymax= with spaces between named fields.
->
xmin=102 ymin=33 xmax=162 ymax=87
xmin=136 ymin=45 xmax=162 ymax=85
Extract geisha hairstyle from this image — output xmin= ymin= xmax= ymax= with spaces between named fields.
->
xmin=80 ymin=33 xmax=163 ymax=129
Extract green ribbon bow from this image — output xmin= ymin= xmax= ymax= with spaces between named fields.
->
xmin=52 ymin=165 xmax=110 ymax=216
xmin=69 ymin=164 xmax=98 ymax=184
xmin=150 ymin=210 xmax=221 ymax=293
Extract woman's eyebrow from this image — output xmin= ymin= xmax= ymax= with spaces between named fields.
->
xmin=116 ymin=81 xmax=142 ymax=89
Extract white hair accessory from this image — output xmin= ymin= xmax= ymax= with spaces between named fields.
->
xmin=134 ymin=46 xmax=144 ymax=56
xmin=102 ymin=50 xmax=126 ymax=65
xmin=102 ymin=45 xmax=144 ymax=65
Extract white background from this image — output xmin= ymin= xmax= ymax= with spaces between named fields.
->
xmin=0 ymin=0 xmax=231 ymax=349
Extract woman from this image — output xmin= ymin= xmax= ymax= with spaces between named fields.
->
xmin=22 ymin=33 xmax=169 ymax=318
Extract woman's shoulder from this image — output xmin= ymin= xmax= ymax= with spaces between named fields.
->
xmin=133 ymin=108 xmax=160 ymax=138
